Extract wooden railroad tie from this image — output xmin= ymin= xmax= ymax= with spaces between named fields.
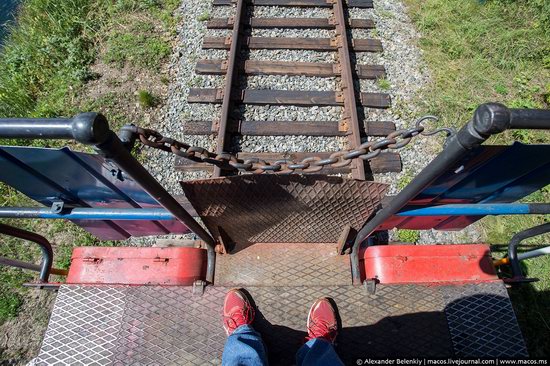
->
xmin=182 ymin=120 xmax=396 ymax=137
xmin=207 ymin=17 xmax=375 ymax=29
xmin=195 ymin=60 xmax=386 ymax=80
xmin=212 ymin=0 xmax=374 ymax=8
xmin=188 ymin=89 xmax=391 ymax=109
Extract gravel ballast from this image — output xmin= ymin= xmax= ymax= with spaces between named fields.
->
xmin=137 ymin=0 xmax=480 ymax=245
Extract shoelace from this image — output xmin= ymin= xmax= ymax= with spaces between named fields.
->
xmin=307 ymin=318 xmax=337 ymax=340
xmin=225 ymin=306 xmax=255 ymax=330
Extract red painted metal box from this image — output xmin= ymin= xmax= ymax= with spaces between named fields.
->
xmin=360 ymin=244 xmax=498 ymax=284
xmin=67 ymin=247 xmax=206 ymax=285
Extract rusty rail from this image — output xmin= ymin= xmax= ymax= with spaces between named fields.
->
xmin=332 ymin=0 xmax=365 ymax=180
xmin=214 ymin=0 xmax=245 ymax=177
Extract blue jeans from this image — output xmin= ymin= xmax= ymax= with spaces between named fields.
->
xmin=221 ymin=325 xmax=344 ymax=366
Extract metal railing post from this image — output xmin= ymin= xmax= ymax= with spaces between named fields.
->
xmin=0 ymin=223 xmax=62 ymax=282
xmin=507 ymin=222 xmax=550 ymax=282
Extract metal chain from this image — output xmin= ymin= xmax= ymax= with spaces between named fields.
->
xmin=120 ymin=115 xmax=450 ymax=174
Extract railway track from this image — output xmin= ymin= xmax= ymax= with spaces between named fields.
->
xmin=176 ymin=0 xmax=400 ymax=180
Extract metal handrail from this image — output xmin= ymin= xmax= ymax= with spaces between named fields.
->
xmin=506 ymin=222 xmax=550 ymax=282
xmin=0 ymin=113 xmax=217 ymax=283
xmin=350 ymin=103 xmax=550 ymax=284
xmin=0 ymin=223 xmax=67 ymax=282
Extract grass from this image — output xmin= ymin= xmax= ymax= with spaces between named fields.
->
xmin=377 ymin=77 xmax=391 ymax=91
xmin=137 ymin=90 xmax=158 ymax=109
xmin=404 ymin=0 xmax=550 ymax=356
xmin=396 ymin=229 xmax=420 ymax=244
xmin=103 ymin=21 xmax=171 ymax=71
xmin=197 ymin=11 xmax=210 ymax=22
xmin=0 ymin=0 xmax=179 ymax=330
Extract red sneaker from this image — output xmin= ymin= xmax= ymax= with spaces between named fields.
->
xmin=306 ymin=297 xmax=338 ymax=343
xmin=223 ymin=288 xmax=255 ymax=336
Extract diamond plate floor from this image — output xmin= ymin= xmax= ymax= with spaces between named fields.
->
xmin=36 ymin=282 xmax=526 ymax=365
xmin=181 ymin=175 xmax=388 ymax=251
xmin=215 ymin=243 xmax=351 ymax=286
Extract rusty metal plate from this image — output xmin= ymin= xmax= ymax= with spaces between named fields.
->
xmin=214 ymin=242 xmax=351 ymax=286
xmin=181 ymin=175 xmax=388 ymax=250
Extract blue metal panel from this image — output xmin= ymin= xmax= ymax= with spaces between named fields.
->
xmin=384 ymin=143 xmax=550 ymax=231
xmin=0 ymin=146 xmax=189 ymax=240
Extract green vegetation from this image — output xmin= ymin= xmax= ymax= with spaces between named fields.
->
xmin=405 ymin=0 xmax=550 ymax=356
xmin=0 ymin=0 xmax=178 ymax=121
xmin=377 ymin=77 xmax=391 ymax=91
xmin=104 ymin=21 xmax=171 ymax=71
xmin=0 ymin=0 xmax=179 ymax=330
xmin=137 ymin=90 xmax=158 ymax=109
xmin=396 ymin=229 xmax=420 ymax=244
xmin=197 ymin=11 xmax=210 ymax=22
xmin=397 ymin=169 xmax=414 ymax=191
xmin=404 ymin=0 xmax=550 ymax=142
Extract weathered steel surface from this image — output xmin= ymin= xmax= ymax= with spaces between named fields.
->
xmin=181 ymin=175 xmax=388 ymax=249
xmin=175 ymin=151 xmax=402 ymax=174
xmin=215 ymin=243 xmax=351 ymax=286
xmin=214 ymin=0 xmax=245 ymax=178
xmin=333 ymin=0 xmax=366 ymax=180
xmin=35 ymin=282 xmax=526 ymax=365
xmin=182 ymin=120 xmax=395 ymax=137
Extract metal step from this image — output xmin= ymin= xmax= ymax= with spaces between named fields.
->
xmin=35 ymin=282 xmax=527 ymax=365
xmin=214 ymin=243 xmax=351 ymax=286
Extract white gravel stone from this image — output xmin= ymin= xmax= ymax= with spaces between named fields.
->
xmin=242 ymin=105 xmax=341 ymax=122
xmin=251 ymin=28 xmax=333 ymax=38
xmin=248 ymin=49 xmax=336 ymax=63
xmin=252 ymin=6 xmax=331 ymax=18
xmin=244 ymin=75 xmax=337 ymax=91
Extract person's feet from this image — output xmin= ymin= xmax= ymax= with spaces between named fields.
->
xmin=223 ymin=288 xmax=255 ymax=336
xmin=306 ymin=297 xmax=338 ymax=343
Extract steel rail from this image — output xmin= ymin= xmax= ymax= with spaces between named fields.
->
xmin=333 ymin=0 xmax=366 ymax=180
xmin=214 ymin=0 xmax=245 ymax=177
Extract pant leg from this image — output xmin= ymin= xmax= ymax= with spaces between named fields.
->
xmin=222 ymin=324 xmax=269 ymax=366
xmin=295 ymin=338 xmax=344 ymax=366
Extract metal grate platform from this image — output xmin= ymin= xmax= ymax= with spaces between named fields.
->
xmin=181 ymin=175 xmax=388 ymax=251
xmin=36 ymin=282 xmax=527 ymax=365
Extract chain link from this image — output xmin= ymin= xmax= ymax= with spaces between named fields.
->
xmin=121 ymin=116 xmax=448 ymax=174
